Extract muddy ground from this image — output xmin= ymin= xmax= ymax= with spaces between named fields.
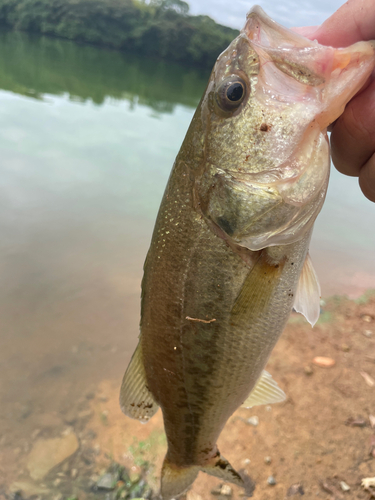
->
xmin=1 ymin=292 xmax=375 ymax=500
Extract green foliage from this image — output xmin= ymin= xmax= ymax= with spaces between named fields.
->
xmin=0 ymin=0 xmax=238 ymax=67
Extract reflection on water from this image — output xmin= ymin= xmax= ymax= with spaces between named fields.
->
xmin=0 ymin=29 xmax=374 ymax=493
xmin=0 ymin=30 xmax=209 ymax=110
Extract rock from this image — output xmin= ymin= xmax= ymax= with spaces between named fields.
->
xmin=369 ymin=415 xmax=375 ymax=429
xmin=267 ymin=476 xmax=276 ymax=486
xmin=26 ymin=431 xmax=79 ymax=480
xmin=361 ymin=477 xmax=375 ymax=490
xmin=96 ymin=473 xmax=117 ymax=491
xmin=246 ymin=416 xmax=259 ymax=426
xmin=286 ymin=483 xmax=304 ymax=496
xmin=341 ymin=344 xmax=350 ymax=352
xmin=9 ymin=481 xmax=49 ymax=497
xmin=264 ymin=456 xmax=272 ymax=465
xmin=312 ymin=356 xmax=335 ymax=368
xmin=363 ymin=330 xmax=373 ymax=337
xmin=71 ymin=468 xmax=78 ymax=478
xmin=340 ymin=481 xmax=350 ymax=492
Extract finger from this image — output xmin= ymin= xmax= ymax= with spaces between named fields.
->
xmin=311 ymin=0 xmax=375 ymax=47
xmin=359 ymin=154 xmax=375 ymax=202
xmin=330 ymin=78 xmax=375 ymax=177
xmin=290 ymin=26 xmax=319 ymax=37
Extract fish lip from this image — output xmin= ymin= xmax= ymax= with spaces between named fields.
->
xmin=243 ymin=5 xmax=317 ymax=48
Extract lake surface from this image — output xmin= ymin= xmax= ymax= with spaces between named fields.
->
xmin=0 ymin=30 xmax=374 ymax=489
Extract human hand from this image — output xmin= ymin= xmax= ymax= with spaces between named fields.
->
xmin=294 ymin=0 xmax=375 ymax=202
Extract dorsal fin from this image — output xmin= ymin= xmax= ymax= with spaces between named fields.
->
xmin=119 ymin=339 xmax=159 ymax=423
xmin=241 ymin=370 xmax=286 ymax=408
xmin=293 ymin=253 xmax=321 ymax=326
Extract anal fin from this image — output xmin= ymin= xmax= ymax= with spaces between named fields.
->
xmin=293 ymin=252 xmax=321 ymax=326
xmin=241 ymin=370 xmax=286 ymax=408
xmin=119 ymin=339 xmax=159 ymax=423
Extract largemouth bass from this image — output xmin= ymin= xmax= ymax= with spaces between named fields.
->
xmin=120 ymin=6 xmax=375 ymax=499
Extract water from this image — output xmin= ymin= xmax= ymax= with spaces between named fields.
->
xmin=0 ymin=30 xmax=374 ymax=490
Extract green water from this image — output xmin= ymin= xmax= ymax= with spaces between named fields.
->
xmin=0 ymin=30 xmax=374 ymax=488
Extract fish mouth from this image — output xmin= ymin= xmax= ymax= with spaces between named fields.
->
xmin=243 ymin=6 xmax=375 ymax=129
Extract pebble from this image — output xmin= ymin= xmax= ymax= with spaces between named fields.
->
xmin=264 ymin=456 xmax=272 ymax=465
xmin=340 ymin=481 xmax=350 ymax=492
xmin=247 ymin=416 xmax=259 ymax=426
xmin=71 ymin=468 xmax=78 ymax=479
xmin=341 ymin=344 xmax=350 ymax=352
xmin=369 ymin=414 xmax=375 ymax=429
xmin=267 ymin=476 xmax=276 ymax=486
xmin=361 ymin=314 xmax=373 ymax=323
xmin=243 ymin=458 xmax=251 ymax=465
xmin=286 ymin=483 xmax=304 ymax=496
xmin=361 ymin=477 xmax=375 ymax=490
xmin=304 ymin=365 xmax=313 ymax=375
xmin=96 ymin=473 xmax=117 ymax=491
xmin=211 ymin=484 xmax=233 ymax=497
xmin=220 ymin=484 xmax=233 ymax=497
xmin=312 ymin=356 xmax=335 ymax=368
xmin=363 ymin=330 xmax=373 ymax=337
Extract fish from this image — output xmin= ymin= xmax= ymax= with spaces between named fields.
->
xmin=120 ymin=6 xmax=375 ymax=499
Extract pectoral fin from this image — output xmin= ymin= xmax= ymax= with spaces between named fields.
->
xmin=293 ymin=253 xmax=321 ymax=326
xmin=241 ymin=370 xmax=286 ymax=408
xmin=119 ymin=340 xmax=159 ymax=423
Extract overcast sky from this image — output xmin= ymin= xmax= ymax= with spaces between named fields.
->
xmin=186 ymin=0 xmax=346 ymax=30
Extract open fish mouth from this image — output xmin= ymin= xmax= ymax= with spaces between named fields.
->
xmin=243 ymin=6 xmax=375 ymax=130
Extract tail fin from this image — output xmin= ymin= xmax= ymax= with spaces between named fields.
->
xmin=201 ymin=453 xmax=244 ymax=487
xmin=161 ymin=457 xmax=199 ymax=500
xmin=161 ymin=452 xmax=244 ymax=499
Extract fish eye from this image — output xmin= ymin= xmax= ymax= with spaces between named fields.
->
xmin=216 ymin=76 xmax=247 ymax=112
